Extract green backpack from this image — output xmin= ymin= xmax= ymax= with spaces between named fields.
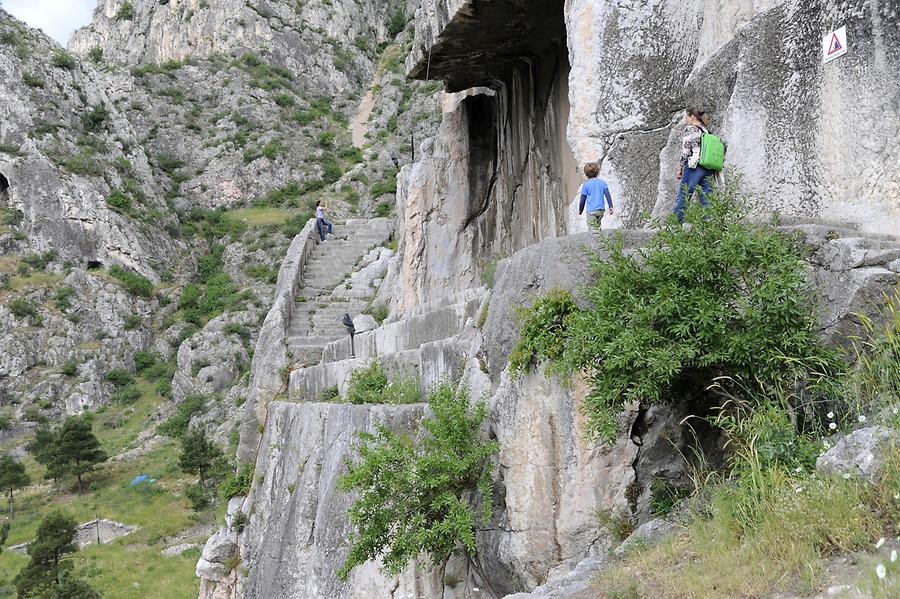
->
xmin=698 ymin=131 xmax=726 ymax=171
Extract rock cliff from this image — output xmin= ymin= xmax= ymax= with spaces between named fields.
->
xmin=210 ymin=1 xmax=900 ymax=598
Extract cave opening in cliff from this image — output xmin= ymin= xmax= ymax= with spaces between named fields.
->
xmin=0 ymin=173 xmax=8 ymax=203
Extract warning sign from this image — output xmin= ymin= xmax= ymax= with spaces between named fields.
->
xmin=822 ymin=26 xmax=848 ymax=64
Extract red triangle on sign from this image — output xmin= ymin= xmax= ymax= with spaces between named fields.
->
xmin=828 ymin=32 xmax=843 ymax=55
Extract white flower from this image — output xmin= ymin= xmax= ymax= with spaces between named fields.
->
xmin=795 ymin=486 xmax=804 ymax=494
xmin=892 ymin=550 xmax=898 ymax=563
xmin=827 ymin=411 xmax=835 ymax=419
xmin=829 ymin=422 xmax=838 ymax=430
xmin=843 ymin=473 xmax=852 ymax=479
xmin=473 ymin=588 xmax=480 ymax=593
xmin=877 ymin=564 xmax=887 ymax=579
xmin=876 ymin=537 xmax=886 ymax=549
xmin=858 ymin=414 xmax=867 ymax=423
xmin=795 ymin=467 xmax=803 ymax=473
xmin=894 ymin=493 xmax=900 ymax=500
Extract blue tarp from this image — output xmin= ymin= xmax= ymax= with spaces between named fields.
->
xmin=129 ymin=474 xmax=156 ymax=486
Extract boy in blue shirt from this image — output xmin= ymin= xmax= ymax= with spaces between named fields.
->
xmin=578 ymin=162 xmax=614 ymax=229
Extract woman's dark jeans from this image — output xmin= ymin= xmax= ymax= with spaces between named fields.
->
xmin=316 ymin=218 xmax=333 ymax=241
xmin=674 ymin=165 xmax=715 ymax=222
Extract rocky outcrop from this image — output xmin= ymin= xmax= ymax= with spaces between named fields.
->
xmin=70 ymin=0 xmax=408 ymax=93
xmin=0 ymin=11 xmax=181 ymax=277
xmin=404 ymin=0 xmax=900 ymax=262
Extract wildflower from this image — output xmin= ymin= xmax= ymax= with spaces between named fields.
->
xmin=876 ymin=537 xmax=886 ymax=549
xmin=794 ymin=486 xmax=804 ymax=494
xmin=795 ymin=466 xmax=803 ymax=473
xmin=843 ymin=473 xmax=852 ymax=479
xmin=877 ymin=564 xmax=887 ymax=579
xmin=827 ymin=411 xmax=835 ymax=419
xmin=473 ymin=588 xmax=480 ymax=593
xmin=829 ymin=422 xmax=838 ymax=430
xmin=858 ymin=414 xmax=867 ymax=423
xmin=892 ymin=550 xmax=898 ymax=562
xmin=894 ymin=493 xmax=900 ymax=500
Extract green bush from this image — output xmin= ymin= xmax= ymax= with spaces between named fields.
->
xmin=105 ymin=368 xmax=135 ymax=388
xmin=55 ymin=285 xmax=75 ymax=310
xmin=508 ymin=288 xmax=578 ymax=376
xmin=8 ymin=298 xmax=40 ymax=324
xmin=88 ymin=47 xmax=103 ymax=63
xmin=346 ymin=361 xmax=420 ymax=405
xmin=21 ymin=250 xmax=56 ymax=271
xmin=386 ymin=11 xmax=406 ymax=37
xmin=81 ymin=105 xmax=108 ymax=132
xmin=272 ymin=93 xmax=294 ymax=107
xmin=134 ymin=351 xmax=160 ymax=373
xmin=116 ymin=1 xmax=135 ymax=20
xmin=346 ymin=362 xmax=386 ymax=404
xmin=124 ymin=314 xmax=143 ymax=330
xmin=158 ymin=394 xmax=206 ymax=437
xmin=185 ymin=483 xmax=210 ymax=511
xmin=317 ymin=131 xmax=335 ymax=147
xmin=22 ymin=72 xmax=45 ymax=88
xmin=106 ymin=190 xmax=131 ymax=213
xmin=108 ymin=265 xmax=153 ymax=297
xmin=220 ymin=463 xmax=254 ymax=499
xmin=111 ymin=385 xmax=141 ymax=404
xmin=50 ymin=51 xmax=77 ymax=69
xmin=61 ymin=360 xmax=79 ymax=377
xmin=370 ymin=174 xmax=397 ymax=197
xmin=374 ymin=201 xmax=393 ymax=218
xmin=338 ymin=384 xmax=498 ymax=579
xmin=322 ymin=386 xmax=340 ymax=402
xmin=511 ymin=191 xmax=845 ymax=441
xmin=364 ymin=302 xmax=389 ymax=325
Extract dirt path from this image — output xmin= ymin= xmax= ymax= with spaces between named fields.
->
xmin=350 ymin=73 xmax=381 ymax=147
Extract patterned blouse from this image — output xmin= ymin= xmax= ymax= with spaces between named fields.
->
xmin=679 ymin=124 xmax=707 ymax=170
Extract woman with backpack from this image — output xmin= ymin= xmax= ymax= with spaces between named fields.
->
xmin=673 ymin=107 xmax=724 ymax=222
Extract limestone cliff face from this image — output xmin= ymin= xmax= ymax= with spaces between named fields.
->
xmin=70 ymin=0 xmax=412 ymax=93
xmin=399 ymin=0 xmax=900 ymax=311
xmin=0 ymin=11 xmax=181 ymax=277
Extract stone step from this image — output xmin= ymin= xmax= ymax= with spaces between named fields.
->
xmin=322 ymin=291 xmax=485 ymax=363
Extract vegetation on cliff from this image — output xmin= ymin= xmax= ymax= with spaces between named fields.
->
xmin=338 ymin=384 xmax=498 ymax=582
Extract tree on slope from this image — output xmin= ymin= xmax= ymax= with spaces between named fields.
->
xmin=15 ymin=512 xmax=77 ymax=597
xmin=179 ymin=427 xmax=224 ymax=486
xmin=0 ymin=455 xmax=30 ymax=518
xmin=30 ymin=416 xmax=107 ymax=494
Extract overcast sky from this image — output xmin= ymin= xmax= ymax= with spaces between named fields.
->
xmin=1 ymin=0 xmax=96 ymax=46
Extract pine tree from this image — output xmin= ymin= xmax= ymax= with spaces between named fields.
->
xmin=25 ymin=427 xmax=66 ymax=482
xmin=55 ymin=416 xmax=107 ymax=494
xmin=54 ymin=572 xmax=100 ymax=599
xmin=0 ymin=455 xmax=30 ymax=518
xmin=14 ymin=512 xmax=77 ymax=597
xmin=179 ymin=428 xmax=223 ymax=486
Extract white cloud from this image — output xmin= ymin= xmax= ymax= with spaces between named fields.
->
xmin=1 ymin=0 xmax=96 ymax=46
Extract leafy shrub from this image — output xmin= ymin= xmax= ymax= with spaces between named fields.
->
xmin=317 ymin=131 xmax=335 ymax=147
xmin=106 ymin=190 xmax=131 ymax=213
xmin=105 ymin=369 xmax=135 ymax=388
xmin=88 ymin=47 xmax=103 ymax=63
xmin=111 ymin=385 xmax=141 ymax=404
xmin=185 ymin=483 xmax=210 ymax=511
xmin=508 ymin=289 xmax=578 ymax=376
xmin=158 ymin=394 xmax=206 ymax=437
xmin=220 ymin=463 xmax=254 ymax=499
xmin=116 ymin=1 xmax=136 ymax=20
xmin=363 ymin=302 xmax=389 ymax=325
xmin=50 ymin=51 xmax=76 ymax=69
xmin=370 ymin=174 xmax=397 ymax=197
xmin=231 ymin=510 xmax=248 ymax=533
xmin=346 ymin=362 xmax=387 ymax=404
xmin=272 ymin=93 xmax=294 ymax=107
xmin=846 ymin=293 xmax=900 ymax=414
xmin=511 ymin=192 xmax=844 ymax=441
xmin=322 ymin=386 xmax=340 ymax=402
xmin=61 ymin=360 xmax=79 ymax=377
xmin=108 ymin=265 xmax=153 ymax=297
xmin=124 ymin=314 xmax=143 ymax=330
xmin=244 ymin=264 xmax=278 ymax=284
xmin=338 ymin=384 xmax=498 ymax=579
xmin=22 ymin=72 xmax=45 ymax=88
xmin=81 ymin=105 xmax=108 ymax=132
xmin=134 ymin=351 xmax=160 ymax=373
xmin=374 ymin=201 xmax=393 ymax=218
xmin=21 ymin=250 xmax=56 ymax=271
xmin=55 ymin=285 xmax=75 ymax=310
xmin=8 ymin=298 xmax=40 ymax=324
xmin=386 ymin=11 xmax=406 ymax=37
